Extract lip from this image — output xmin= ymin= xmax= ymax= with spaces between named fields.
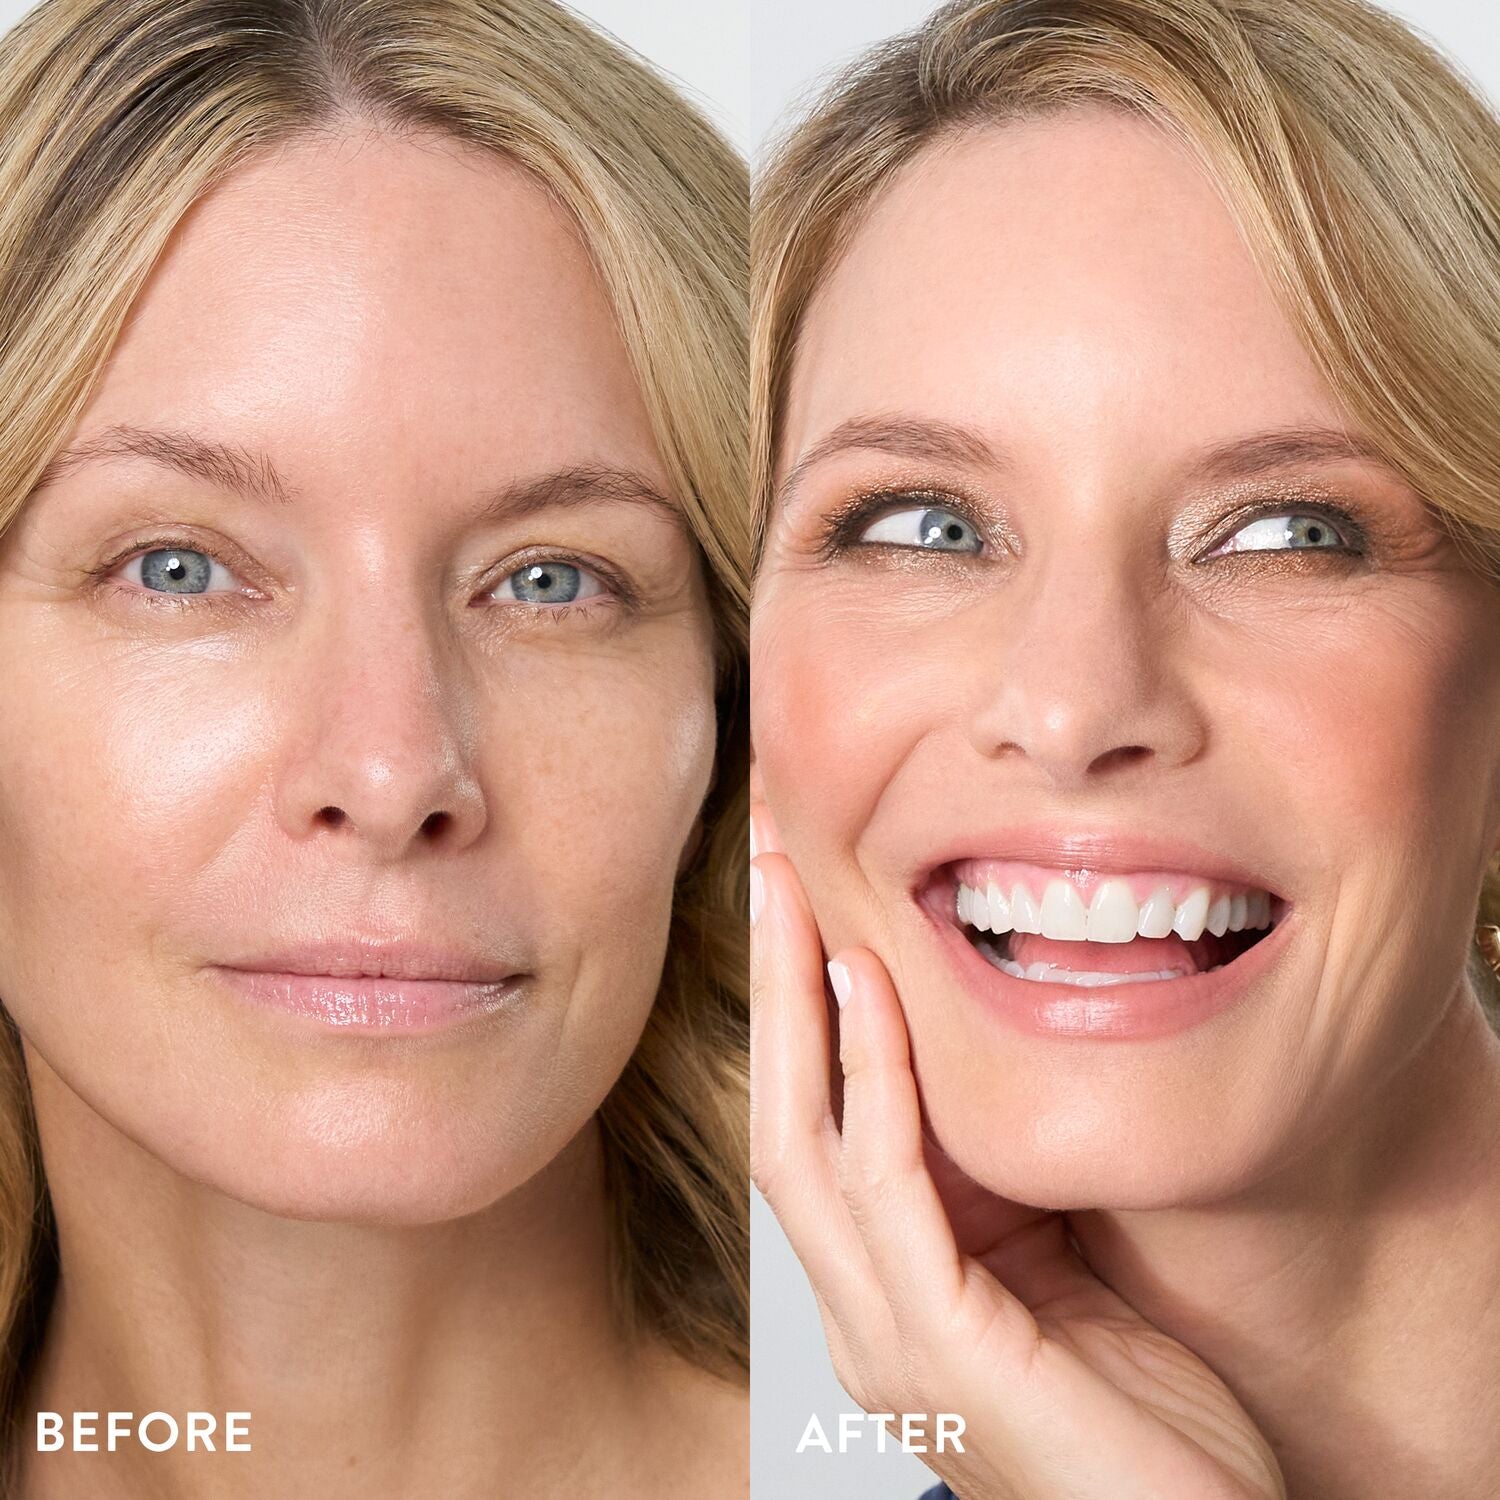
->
xmin=210 ymin=939 xmax=524 ymax=1033
xmin=912 ymin=826 xmax=1293 ymax=1041
xmin=910 ymin=825 xmax=1285 ymax=898
xmin=921 ymin=898 xmax=1293 ymax=1040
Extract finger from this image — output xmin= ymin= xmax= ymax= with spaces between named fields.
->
xmin=832 ymin=947 xmax=1035 ymax=1348
xmin=750 ymin=851 xmax=876 ymax=1302
xmin=976 ymin=1212 xmax=1105 ymax=1312
xmin=749 ymin=796 xmax=784 ymax=857
xmin=921 ymin=1137 xmax=1093 ymax=1310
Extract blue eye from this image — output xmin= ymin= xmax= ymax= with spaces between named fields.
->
xmin=1209 ymin=512 xmax=1352 ymax=555
xmin=492 ymin=560 xmax=606 ymax=605
xmin=125 ymin=546 xmax=238 ymax=595
xmin=858 ymin=505 xmax=983 ymax=554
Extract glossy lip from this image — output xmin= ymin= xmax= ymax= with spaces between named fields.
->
xmin=910 ymin=826 xmax=1287 ymax=899
xmin=210 ymin=939 xmax=526 ymax=1034
xmin=912 ymin=827 xmax=1293 ymax=1042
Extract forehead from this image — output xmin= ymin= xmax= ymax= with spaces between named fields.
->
xmin=784 ymin=107 xmax=1342 ymax=476
xmin=88 ymin=125 xmax=660 ymax=485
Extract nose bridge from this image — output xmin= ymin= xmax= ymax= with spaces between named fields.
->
xmin=275 ymin=578 xmax=486 ymax=857
xmin=967 ymin=516 xmax=1202 ymax=781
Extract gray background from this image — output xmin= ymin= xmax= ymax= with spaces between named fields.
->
xmin=748 ymin=2 xmax=1500 ymax=1498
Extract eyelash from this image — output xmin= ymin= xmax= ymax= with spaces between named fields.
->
xmin=1198 ymin=499 xmax=1368 ymax=559
xmin=815 ymin=489 xmax=988 ymax=561
xmin=87 ymin=535 xmax=637 ymax=619
xmin=814 ymin=490 xmax=1371 ymax=562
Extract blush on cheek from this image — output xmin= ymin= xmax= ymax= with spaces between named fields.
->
xmin=752 ymin=599 xmax=958 ymax=940
xmin=1236 ymin=603 xmax=1492 ymax=889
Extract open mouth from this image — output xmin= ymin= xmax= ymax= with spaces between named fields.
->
xmin=935 ymin=858 xmax=1287 ymax=988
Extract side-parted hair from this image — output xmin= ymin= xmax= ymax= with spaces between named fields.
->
xmin=752 ymin=0 xmax=1500 ymax=994
xmin=0 ymin=0 xmax=749 ymax=1449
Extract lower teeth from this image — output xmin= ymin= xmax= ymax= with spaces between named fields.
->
xmin=975 ymin=938 xmax=1216 ymax=985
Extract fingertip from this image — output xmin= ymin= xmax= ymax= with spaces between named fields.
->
xmin=749 ymin=799 xmax=784 ymax=858
xmin=827 ymin=957 xmax=853 ymax=1009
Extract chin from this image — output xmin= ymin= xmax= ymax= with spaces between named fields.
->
xmin=923 ymin=1079 xmax=1281 ymax=1214
xmin=136 ymin=1088 xmax=581 ymax=1227
xmin=223 ymin=1145 xmax=524 ymax=1227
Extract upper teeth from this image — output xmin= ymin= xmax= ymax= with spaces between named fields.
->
xmin=955 ymin=877 xmax=1272 ymax=943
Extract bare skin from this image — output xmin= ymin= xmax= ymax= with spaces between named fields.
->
xmin=751 ymin=109 xmax=1500 ymax=1498
xmin=3 ymin=124 xmax=745 ymax=1497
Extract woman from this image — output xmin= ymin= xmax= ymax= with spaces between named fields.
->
xmin=0 ymin=0 xmax=747 ymax=1495
xmin=750 ymin=0 xmax=1500 ymax=1496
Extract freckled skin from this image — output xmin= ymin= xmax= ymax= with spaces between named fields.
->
xmin=752 ymin=111 xmax=1500 ymax=1210
xmin=0 ymin=128 xmax=717 ymax=1225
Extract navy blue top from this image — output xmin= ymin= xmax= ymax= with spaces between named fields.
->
xmin=918 ymin=1484 xmax=957 ymax=1499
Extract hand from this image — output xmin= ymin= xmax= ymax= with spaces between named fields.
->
xmin=749 ymin=802 xmax=1286 ymax=1500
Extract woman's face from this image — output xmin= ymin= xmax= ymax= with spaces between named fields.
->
xmin=0 ymin=129 xmax=716 ymax=1223
xmin=752 ymin=109 xmax=1500 ymax=1209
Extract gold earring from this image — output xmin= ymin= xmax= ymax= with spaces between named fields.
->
xmin=1480 ymin=924 xmax=1500 ymax=975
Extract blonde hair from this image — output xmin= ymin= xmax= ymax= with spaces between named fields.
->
xmin=0 ymin=0 xmax=748 ymax=1447
xmin=753 ymin=0 xmax=1500 ymax=984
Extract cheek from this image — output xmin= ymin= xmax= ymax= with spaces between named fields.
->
xmin=497 ymin=642 xmax=717 ymax=959
xmin=0 ymin=634 xmax=271 ymax=1009
xmin=0 ymin=618 xmax=718 ymax=1031
xmin=752 ymin=583 xmax=967 ymax=938
xmin=1222 ymin=591 xmax=1496 ymax=893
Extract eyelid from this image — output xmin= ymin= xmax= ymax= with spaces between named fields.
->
xmin=483 ymin=547 xmax=639 ymax=612
xmin=97 ymin=534 xmax=259 ymax=598
xmin=816 ymin=487 xmax=998 ymax=560
xmin=96 ymin=530 xmax=641 ymax=605
xmin=489 ymin=558 xmax=607 ymax=603
xmin=1196 ymin=498 xmax=1367 ymax=559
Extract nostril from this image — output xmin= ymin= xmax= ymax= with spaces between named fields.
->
xmin=1090 ymin=744 xmax=1153 ymax=774
xmin=420 ymin=810 xmax=451 ymax=838
xmin=317 ymin=806 xmax=347 ymax=829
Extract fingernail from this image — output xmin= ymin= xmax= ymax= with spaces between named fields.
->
xmin=827 ymin=960 xmax=853 ymax=1008
xmin=750 ymin=864 xmax=764 ymax=926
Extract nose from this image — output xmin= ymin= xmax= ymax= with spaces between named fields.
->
xmin=273 ymin=597 xmax=488 ymax=861
xmin=964 ymin=543 xmax=1207 ymax=787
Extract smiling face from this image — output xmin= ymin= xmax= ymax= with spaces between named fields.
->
xmin=0 ymin=127 xmax=716 ymax=1223
xmin=752 ymin=109 xmax=1500 ymax=1209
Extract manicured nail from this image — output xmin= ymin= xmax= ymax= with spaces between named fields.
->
xmin=827 ymin=960 xmax=853 ymax=1008
xmin=750 ymin=864 xmax=764 ymax=926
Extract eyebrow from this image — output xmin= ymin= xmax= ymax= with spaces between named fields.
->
xmin=779 ymin=415 xmax=1002 ymax=503
xmin=36 ymin=425 xmax=296 ymax=506
xmin=779 ymin=414 xmax=1399 ymax=501
xmin=1180 ymin=425 xmax=1394 ymax=486
xmin=32 ymin=423 xmax=682 ymax=526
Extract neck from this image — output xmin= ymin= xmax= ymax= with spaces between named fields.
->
xmin=1069 ymin=985 xmax=1500 ymax=1499
xmin=13 ymin=1055 xmax=716 ymax=1499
